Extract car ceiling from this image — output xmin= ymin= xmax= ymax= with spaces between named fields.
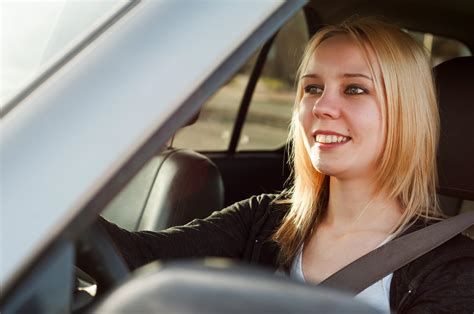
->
xmin=308 ymin=0 xmax=474 ymax=48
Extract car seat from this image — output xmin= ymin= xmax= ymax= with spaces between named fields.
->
xmin=435 ymin=56 xmax=474 ymax=236
xmin=103 ymin=118 xmax=225 ymax=231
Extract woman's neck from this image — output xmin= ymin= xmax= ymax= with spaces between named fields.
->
xmin=323 ymin=176 xmax=402 ymax=234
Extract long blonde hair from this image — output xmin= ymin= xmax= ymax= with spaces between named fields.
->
xmin=272 ymin=17 xmax=444 ymax=269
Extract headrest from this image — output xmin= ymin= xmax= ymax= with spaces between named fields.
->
xmin=435 ymin=56 xmax=474 ymax=200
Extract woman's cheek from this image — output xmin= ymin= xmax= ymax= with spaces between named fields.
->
xmin=298 ymin=100 xmax=313 ymax=127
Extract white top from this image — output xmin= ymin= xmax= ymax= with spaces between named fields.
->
xmin=289 ymin=235 xmax=395 ymax=314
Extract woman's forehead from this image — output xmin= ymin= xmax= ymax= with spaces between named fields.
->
xmin=304 ymin=34 xmax=378 ymax=78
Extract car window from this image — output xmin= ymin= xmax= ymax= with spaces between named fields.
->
xmin=172 ymin=53 xmax=259 ymax=151
xmin=237 ymin=11 xmax=308 ymax=151
xmin=1 ymin=0 xmax=130 ymax=109
xmin=408 ymin=31 xmax=471 ymax=66
xmin=173 ymin=10 xmax=308 ymax=152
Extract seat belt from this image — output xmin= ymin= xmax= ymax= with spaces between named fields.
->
xmin=319 ymin=210 xmax=474 ymax=295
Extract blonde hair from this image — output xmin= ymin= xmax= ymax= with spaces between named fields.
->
xmin=272 ymin=17 xmax=444 ymax=269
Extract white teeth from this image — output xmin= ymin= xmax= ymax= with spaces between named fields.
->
xmin=315 ymin=134 xmax=349 ymax=144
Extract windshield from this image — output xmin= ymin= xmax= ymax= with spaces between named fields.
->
xmin=1 ymin=0 xmax=131 ymax=111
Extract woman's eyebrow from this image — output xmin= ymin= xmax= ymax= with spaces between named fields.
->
xmin=300 ymin=73 xmax=320 ymax=80
xmin=300 ymin=73 xmax=373 ymax=81
xmin=343 ymin=73 xmax=373 ymax=81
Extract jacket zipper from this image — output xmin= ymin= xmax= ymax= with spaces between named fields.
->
xmin=250 ymin=238 xmax=263 ymax=264
xmin=398 ymin=282 xmax=417 ymax=311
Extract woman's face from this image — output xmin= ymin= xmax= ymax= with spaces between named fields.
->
xmin=298 ymin=34 xmax=384 ymax=180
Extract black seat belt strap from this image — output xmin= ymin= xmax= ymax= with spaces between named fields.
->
xmin=319 ymin=210 xmax=474 ymax=294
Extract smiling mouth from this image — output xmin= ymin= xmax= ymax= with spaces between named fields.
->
xmin=314 ymin=134 xmax=351 ymax=144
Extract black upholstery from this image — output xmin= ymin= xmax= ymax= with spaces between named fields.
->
xmin=104 ymin=148 xmax=224 ymax=231
xmin=138 ymin=148 xmax=224 ymax=230
xmin=435 ymin=56 xmax=474 ymax=202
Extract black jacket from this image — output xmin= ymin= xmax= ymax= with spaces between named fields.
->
xmin=100 ymin=194 xmax=474 ymax=313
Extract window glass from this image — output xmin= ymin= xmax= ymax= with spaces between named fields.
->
xmin=237 ymin=11 xmax=308 ymax=151
xmin=1 ymin=0 xmax=129 ymax=108
xmin=408 ymin=31 xmax=471 ymax=66
xmin=173 ymin=53 xmax=259 ymax=151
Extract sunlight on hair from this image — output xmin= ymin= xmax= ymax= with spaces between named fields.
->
xmin=273 ymin=17 xmax=444 ymax=269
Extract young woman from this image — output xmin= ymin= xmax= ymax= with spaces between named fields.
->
xmin=100 ymin=18 xmax=474 ymax=313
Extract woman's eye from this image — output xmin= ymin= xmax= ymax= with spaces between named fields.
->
xmin=345 ymin=86 xmax=366 ymax=95
xmin=304 ymin=85 xmax=323 ymax=95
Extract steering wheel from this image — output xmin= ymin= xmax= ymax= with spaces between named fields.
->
xmin=73 ymin=220 xmax=130 ymax=311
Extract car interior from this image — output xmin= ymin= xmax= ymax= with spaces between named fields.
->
xmin=103 ymin=0 xmax=474 ymax=233
xmin=2 ymin=0 xmax=473 ymax=313
xmin=91 ymin=1 xmax=474 ymax=311
xmin=97 ymin=43 xmax=474 ymax=312
xmin=93 ymin=0 xmax=474 ymax=312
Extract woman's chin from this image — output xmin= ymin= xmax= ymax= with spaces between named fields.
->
xmin=312 ymin=163 xmax=342 ymax=177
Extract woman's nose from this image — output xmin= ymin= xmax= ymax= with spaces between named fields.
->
xmin=312 ymin=91 xmax=341 ymax=119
